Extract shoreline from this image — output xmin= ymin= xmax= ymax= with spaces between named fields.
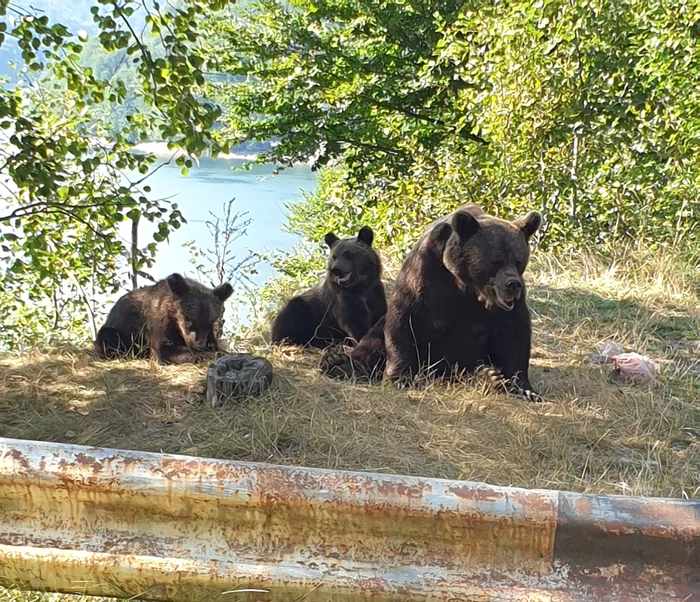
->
xmin=130 ymin=141 xmax=259 ymax=162
xmin=130 ymin=141 xmax=314 ymax=167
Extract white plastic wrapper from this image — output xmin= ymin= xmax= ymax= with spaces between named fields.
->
xmin=612 ymin=352 xmax=658 ymax=383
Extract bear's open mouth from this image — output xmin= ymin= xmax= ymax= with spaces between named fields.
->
xmin=334 ymin=272 xmax=353 ymax=285
xmin=494 ymin=290 xmax=518 ymax=311
xmin=477 ymin=286 xmax=518 ymax=311
xmin=497 ymin=297 xmax=515 ymax=311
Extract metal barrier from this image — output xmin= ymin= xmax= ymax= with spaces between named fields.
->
xmin=0 ymin=437 xmax=697 ymax=601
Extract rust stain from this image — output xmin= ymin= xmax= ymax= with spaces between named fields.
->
xmin=74 ymin=453 xmax=103 ymax=473
xmin=448 ymin=485 xmax=500 ymax=503
xmin=553 ymin=492 xmax=699 ymax=600
xmin=5 ymin=448 xmax=30 ymax=470
xmin=0 ymin=437 xmax=697 ymax=602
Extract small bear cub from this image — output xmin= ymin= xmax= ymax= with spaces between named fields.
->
xmin=271 ymin=226 xmax=387 ymax=348
xmin=95 ymin=273 xmax=233 ymax=364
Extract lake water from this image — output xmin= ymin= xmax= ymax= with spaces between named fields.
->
xmin=121 ymin=157 xmax=317 ymax=327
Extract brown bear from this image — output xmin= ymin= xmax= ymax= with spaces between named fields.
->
xmin=320 ymin=204 xmax=542 ymax=400
xmin=271 ymin=226 xmax=387 ymax=348
xmin=94 ymin=273 xmax=233 ymax=364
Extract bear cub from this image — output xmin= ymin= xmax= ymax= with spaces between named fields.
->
xmin=271 ymin=226 xmax=387 ymax=348
xmin=321 ymin=204 xmax=542 ymax=400
xmin=95 ymin=273 xmax=233 ymax=364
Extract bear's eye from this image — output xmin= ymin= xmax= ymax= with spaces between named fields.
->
xmin=343 ymin=250 xmax=354 ymax=259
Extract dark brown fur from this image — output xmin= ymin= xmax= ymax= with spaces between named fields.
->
xmin=94 ymin=273 xmax=233 ymax=364
xmin=271 ymin=226 xmax=387 ymax=348
xmin=321 ymin=205 xmax=542 ymax=399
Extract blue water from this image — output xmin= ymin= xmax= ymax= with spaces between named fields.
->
xmin=119 ymin=157 xmax=317 ymax=327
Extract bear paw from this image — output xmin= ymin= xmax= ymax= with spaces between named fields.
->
xmin=319 ymin=346 xmax=355 ymax=380
xmin=487 ymin=369 xmax=543 ymax=402
xmin=487 ymin=368 xmax=506 ymax=386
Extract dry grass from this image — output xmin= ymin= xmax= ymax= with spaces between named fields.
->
xmin=0 ymin=590 xmax=114 ymax=602
xmin=0 ymin=249 xmax=698 ymax=501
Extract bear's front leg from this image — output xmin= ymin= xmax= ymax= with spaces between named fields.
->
xmin=147 ymin=321 xmax=167 ymax=364
xmin=384 ymin=312 xmax=422 ymax=385
xmin=335 ymin=294 xmax=371 ymax=344
xmin=320 ymin=316 xmax=388 ymax=381
xmin=486 ymin=301 xmax=540 ymax=401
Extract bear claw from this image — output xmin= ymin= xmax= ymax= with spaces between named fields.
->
xmin=521 ymin=389 xmax=543 ymax=403
xmin=487 ymin=368 xmax=505 ymax=384
xmin=486 ymin=368 xmax=542 ymax=402
xmin=319 ymin=346 xmax=355 ymax=380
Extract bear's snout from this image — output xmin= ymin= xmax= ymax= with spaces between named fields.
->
xmin=484 ymin=269 xmax=524 ymax=311
xmin=330 ymin=264 xmax=354 ymax=286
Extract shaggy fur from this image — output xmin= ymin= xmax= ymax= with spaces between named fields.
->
xmin=271 ymin=226 xmax=387 ymax=348
xmin=321 ymin=204 xmax=543 ymax=399
xmin=95 ymin=273 xmax=233 ymax=364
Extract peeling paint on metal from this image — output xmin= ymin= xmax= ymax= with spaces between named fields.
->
xmin=0 ymin=437 xmax=697 ymax=601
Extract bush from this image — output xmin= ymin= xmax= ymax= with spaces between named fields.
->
xmin=208 ymin=0 xmax=699 ymax=253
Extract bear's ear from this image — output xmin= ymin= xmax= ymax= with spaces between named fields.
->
xmin=432 ymin=221 xmax=453 ymax=245
xmin=166 ymin=273 xmax=189 ymax=296
xmin=514 ymin=211 xmax=542 ymax=241
xmin=213 ymin=282 xmax=234 ymax=302
xmin=428 ymin=221 xmax=453 ymax=254
xmin=357 ymin=226 xmax=374 ymax=247
xmin=451 ymin=210 xmax=480 ymax=241
xmin=324 ymin=232 xmax=340 ymax=249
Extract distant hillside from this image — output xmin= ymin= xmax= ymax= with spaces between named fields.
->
xmin=0 ymin=0 xmax=262 ymax=149
xmin=14 ymin=0 xmax=99 ymax=34
xmin=0 ymin=0 xmax=149 ymax=79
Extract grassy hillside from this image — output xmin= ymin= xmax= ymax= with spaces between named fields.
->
xmin=1 ymin=248 xmax=697 ymax=499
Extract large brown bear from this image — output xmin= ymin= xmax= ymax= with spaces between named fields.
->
xmin=271 ymin=226 xmax=387 ymax=348
xmin=95 ymin=273 xmax=233 ymax=364
xmin=321 ymin=204 xmax=542 ymax=400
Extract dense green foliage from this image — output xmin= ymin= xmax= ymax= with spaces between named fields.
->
xmin=206 ymin=0 xmax=699 ymax=253
xmin=0 ymin=0 xmax=226 ymax=349
xmin=0 ymin=0 xmax=698 ymax=348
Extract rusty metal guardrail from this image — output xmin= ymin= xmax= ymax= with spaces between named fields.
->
xmin=0 ymin=437 xmax=697 ymax=601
